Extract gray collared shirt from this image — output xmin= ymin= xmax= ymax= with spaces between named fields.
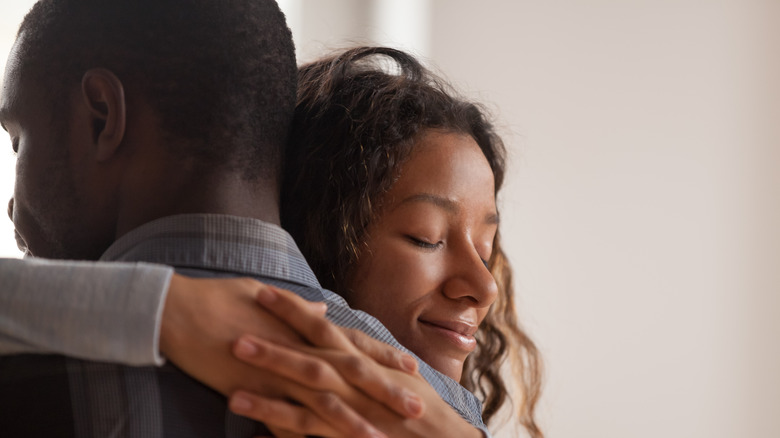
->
xmin=0 ymin=214 xmax=487 ymax=436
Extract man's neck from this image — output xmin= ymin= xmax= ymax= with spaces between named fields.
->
xmin=114 ymin=169 xmax=280 ymax=243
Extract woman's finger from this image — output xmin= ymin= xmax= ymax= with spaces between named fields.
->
xmin=254 ymin=285 xmax=354 ymax=351
xmin=265 ymin=425 xmax=306 ymax=438
xmin=309 ymin=347 xmax=425 ymax=419
xmin=229 ymin=390 xmax=386 ymax=438
xmin=340 ymin=327 xmax=419 ymax=375
xmin=233 ymin=335 xmax=344 ymax=391
xmin=234 ymin=335 xmax=424 ymax=419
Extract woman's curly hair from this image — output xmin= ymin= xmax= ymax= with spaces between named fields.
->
xmin=281 ymin=46 xmax=543 ymax=436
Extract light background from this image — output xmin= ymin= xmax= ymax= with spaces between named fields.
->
xmin=2 ymin=1 xmax=779 ymax=437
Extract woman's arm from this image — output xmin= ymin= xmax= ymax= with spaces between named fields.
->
xmin=0 ymin=259 xmax=484 ymax=436
xmin=0 ymin=257 xmax=172 ymax=365
xmin=0 ymin=260 xmax=428 ymax=436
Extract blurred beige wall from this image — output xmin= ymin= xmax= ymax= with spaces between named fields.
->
xmin=1 ymin=1 xmax=778 ymax=437
xmin=428 ymin=1 xmax=780 ymax=437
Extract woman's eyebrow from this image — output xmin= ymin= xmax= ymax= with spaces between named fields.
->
xmin=398 ymin=193 xmax=459 ymax=213
xmin=397 ymin=193 xmax=500 ymax=225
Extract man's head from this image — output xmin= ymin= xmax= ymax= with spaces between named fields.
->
xmin=0 ymin=0 xmax=296 ymax=259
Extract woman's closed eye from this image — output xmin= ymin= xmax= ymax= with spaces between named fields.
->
xmin=406 ymin=235 xmax=442 ymax=250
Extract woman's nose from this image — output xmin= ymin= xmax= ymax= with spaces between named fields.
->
xmin=442 ymin=246 xmax=498 ymax=308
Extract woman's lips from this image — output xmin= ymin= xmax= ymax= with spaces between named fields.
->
xmin=418 ymin=319 xmax=478 ymax=352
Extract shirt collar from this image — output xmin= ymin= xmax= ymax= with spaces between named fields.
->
xmin=100 ymin=214 xmax=321 ymax=289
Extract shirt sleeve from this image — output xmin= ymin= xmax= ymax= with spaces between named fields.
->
xmin=0 ymin=257 xmax=172 ymax=366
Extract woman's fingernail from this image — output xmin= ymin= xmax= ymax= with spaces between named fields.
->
xmin=235 ymin=338 xmax=258 ymax=357
xmin=308 ymin=300 xmax=328 ymax=314
xmin=230 ymin=393 xmax=253 ymax=412
xmin=404 ymin=392 xmax=424 ymax=416
xmin=255 ymin=286 xmax=277 ymax=305
xmin=401 ymin=354 xmax=418 ymax=373
xmin=367 ymin=428 xmax=388 ymax=438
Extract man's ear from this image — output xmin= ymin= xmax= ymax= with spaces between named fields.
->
xmin=80 ymin=68 xmax=126 ymax=162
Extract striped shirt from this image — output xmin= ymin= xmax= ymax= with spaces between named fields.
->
xmin=0 ymin=214 xmax=487 ymax=437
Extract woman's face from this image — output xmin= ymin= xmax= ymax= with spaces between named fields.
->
xmin=346 ymin=130 xmax=499 ymax=381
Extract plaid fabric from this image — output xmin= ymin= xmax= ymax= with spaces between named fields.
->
xmin=0 ymin=214 xmax=487 ymax=436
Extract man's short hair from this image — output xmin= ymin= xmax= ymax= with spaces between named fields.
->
xmin=17 ymin=0 xmax=296 ymax=180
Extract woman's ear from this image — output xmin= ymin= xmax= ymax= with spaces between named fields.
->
xmin=81 ymin=68 xmax=126 ymax=162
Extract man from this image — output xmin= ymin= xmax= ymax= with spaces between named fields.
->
xmin=0 ymin=0 xmax=488 ymax=436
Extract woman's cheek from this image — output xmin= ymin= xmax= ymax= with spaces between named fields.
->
xmin=393 ymin=247 xmax=445 ymax=295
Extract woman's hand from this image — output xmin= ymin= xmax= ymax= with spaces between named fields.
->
xmin=160 ymin=275 xmax=425 ymax=438
xmin=229 ymin=285 xmax=485 ymax=438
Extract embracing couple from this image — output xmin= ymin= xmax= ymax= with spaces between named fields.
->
xmin=0 ymin=0 xmax=542 ymax=437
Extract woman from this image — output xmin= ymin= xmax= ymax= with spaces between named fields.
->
xmin=280 ymin=46 xmax=541 ymax=434
xmin=0 ymin=47 xmax=541 ymax=436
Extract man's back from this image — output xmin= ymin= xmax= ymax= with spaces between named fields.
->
xmin=0 ymin=215 xmax=300 ymax=436
xmin=1 ymin=356 xmax=253 ymax=436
